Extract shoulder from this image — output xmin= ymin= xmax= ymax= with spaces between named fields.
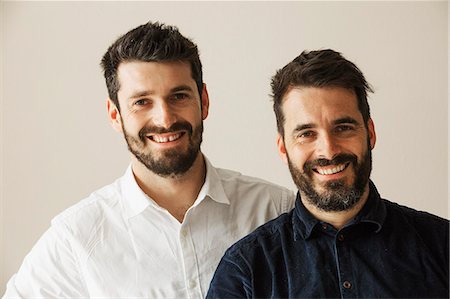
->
xmin=215 ymin=167 xmax=295 ymax=200
xmin=50 ymin=178 xmax=123 ymax=237
xmin=214 ymin=167 xmax=296 ymax=213
xmin=225 ymin=210 xmax=294 ymax=258
xmin=382 ymin=199 xmax=449 ymax=254
xmin=383 ymin=199 xmax=448 ymax=228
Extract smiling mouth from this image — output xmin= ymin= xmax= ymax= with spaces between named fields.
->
xmin=313 ymin=163 xmax=350 ymax=175
xmin=147 ymin=132 xmax=185 ymax=143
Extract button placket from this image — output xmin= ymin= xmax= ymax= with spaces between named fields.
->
xmin=334 ymin=230 xmax=357 ymax=298
xmin=179 ymin=223 xmax=202 ymax=298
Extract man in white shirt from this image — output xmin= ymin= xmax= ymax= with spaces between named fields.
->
xmin=3 ymin=22 xmax=295 ymax=298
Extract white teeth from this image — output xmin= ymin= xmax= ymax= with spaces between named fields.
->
xmin=151 ymin=133 xmax=181 ymax=143
xmin=316 ymin=164 xmax=346 ymax=175
xmin=168 ymin=135 xmax=179 ymax=142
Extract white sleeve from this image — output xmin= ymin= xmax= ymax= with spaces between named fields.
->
xmin=2 ymin=224 xmax=88 ymax=298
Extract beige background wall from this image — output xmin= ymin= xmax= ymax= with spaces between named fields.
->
xmin=1 ymin=1 xmax=448 ymax=293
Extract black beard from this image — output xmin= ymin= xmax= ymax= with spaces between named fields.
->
xmin=287 ymin=141 xmax=372 ymax=212
xmin=122 ymin=121 xmax=203 ymax=178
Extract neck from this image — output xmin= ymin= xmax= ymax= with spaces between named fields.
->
xmin=301 ymin=184 xmax=370 ymax=230
xmin=131 ymin=153 xmax=206 ymax=223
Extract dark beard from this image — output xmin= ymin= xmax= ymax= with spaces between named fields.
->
xmin=287 ymin=142 xmax=372 ymax=212
xmin=123 ymin=121 xmax=203 ymax=178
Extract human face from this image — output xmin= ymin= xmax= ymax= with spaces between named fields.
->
xmin=277 ymin=86 xmax=376 ymax=211
xmin=108 ymin=61 xmax=209 ymax=178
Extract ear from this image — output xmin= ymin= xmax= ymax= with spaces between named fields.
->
xmin=367 ymin=118 xmax=376 ymax=149
xmin=276 ymin=133 xmax=288 ymax=164
xmin=107 ymin=99 xmax=123 ymax=133
xmin=200 ymin=84 xmax=210 ymax=120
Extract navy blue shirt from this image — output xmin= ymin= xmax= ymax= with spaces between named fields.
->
xmin=207 ymin=182 xmax=449 ymax=298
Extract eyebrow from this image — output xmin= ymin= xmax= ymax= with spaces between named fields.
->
xmin=293 ymin=123 xmax=316 ymax=133
xmin=333 ymin=117 xmax=360 ymax=126
xmin=292 ymin=117 xmax=361 ymax=133
xmin=129 ymin=90 xmax=153 ymax=99
xmin=171 ymin=85 xmax=194 ymax=93
xmin=129 ymin=85 xmax=195 ymax=100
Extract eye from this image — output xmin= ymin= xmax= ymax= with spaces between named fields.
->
xmin=297 ymin=130 xmax=316 ymax=139
xmin=301 ymin=131 xmax=313 ymax=138
xmin=171 ymin=93 xmax=189 ymax=101
xmin=134 ymin=99 xmax=148 ymax=106
xmin=336 ymin=125 xmax=353 ymax=131
xmin=335 ymin=125 xmax=355 ymax=134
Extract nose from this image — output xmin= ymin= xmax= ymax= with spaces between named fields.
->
xmin=151 ymin=100 xmax=176 ymax=128
xmin=316 ymin=133 xmax=341 ymax=160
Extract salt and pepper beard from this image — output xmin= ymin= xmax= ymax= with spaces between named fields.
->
xmin=122 ymin=120 xmax=203 ymax=178
xmin=287 ymin=139 xmax=372 ymax=212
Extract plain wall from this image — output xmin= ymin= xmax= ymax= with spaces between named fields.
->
xmin=1 ymin=1 xmax=448 ymax=292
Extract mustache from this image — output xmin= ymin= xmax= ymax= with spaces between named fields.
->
xmin=304 ymin=153 xmax=357 ymax=171
xmin=138 ymin=121 xmax=193 ymax=140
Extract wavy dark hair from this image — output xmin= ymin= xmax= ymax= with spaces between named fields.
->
xmin=271 ymin=49 xmax=373 ymax=136
xmin=100 ymin=21 xmax=203 ymax=110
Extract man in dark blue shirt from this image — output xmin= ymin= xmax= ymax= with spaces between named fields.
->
xmin=206 ymin=49 xmax=449 ymax=298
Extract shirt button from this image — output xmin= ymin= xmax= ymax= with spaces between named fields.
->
xmin=189 ymin=280 xmax=197 ymax=289
xmin=343 ymin=281 xmax=352 ymax=289
xmin=338 ymin=234 xmax=345 ymax=241
xmin=321 ymin=224 xmax=328 ymax=230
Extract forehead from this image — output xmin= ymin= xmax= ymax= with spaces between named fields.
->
xmin=282 ymin=86 xmax=362 ymax=125
xmin=117 ymin=60 xmax=195 ymax=94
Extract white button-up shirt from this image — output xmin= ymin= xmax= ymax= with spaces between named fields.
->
xmin=4 ymin=158 xmax=295 ymax=298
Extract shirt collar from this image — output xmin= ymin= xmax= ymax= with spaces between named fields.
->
xmin=196 ymin=156 xmax=230 ymax=206
xmin=120 ymin=165 xmax=152 ymax=219
xmin=292 ymin=193 xmax=319 ymax=240
xmin=352 ymin=181 xmax=386 ymax=232
xmin=120 ymin=155 xmax=230 ymax=219
xmin=293 ymin=180 xmax=386 ymax=240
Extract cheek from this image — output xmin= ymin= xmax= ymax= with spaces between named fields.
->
xmin=347 ymin=139 xmax=369 ymax=161
xmin=187 ymin=106 xmax=204 ymax=121
xmin=286 ymin=144 xmax=311 ymax=168
xmin=121 ymin=116 xmax=145 ymax=134
xmin=170 ymin=104 xmax=200 ymax=120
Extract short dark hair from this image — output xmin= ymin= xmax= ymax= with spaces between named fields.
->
xmin=100 ymin=21 xmax=203 ymax=110
xmin=271 ymin=49 xmax=373 ymax=136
